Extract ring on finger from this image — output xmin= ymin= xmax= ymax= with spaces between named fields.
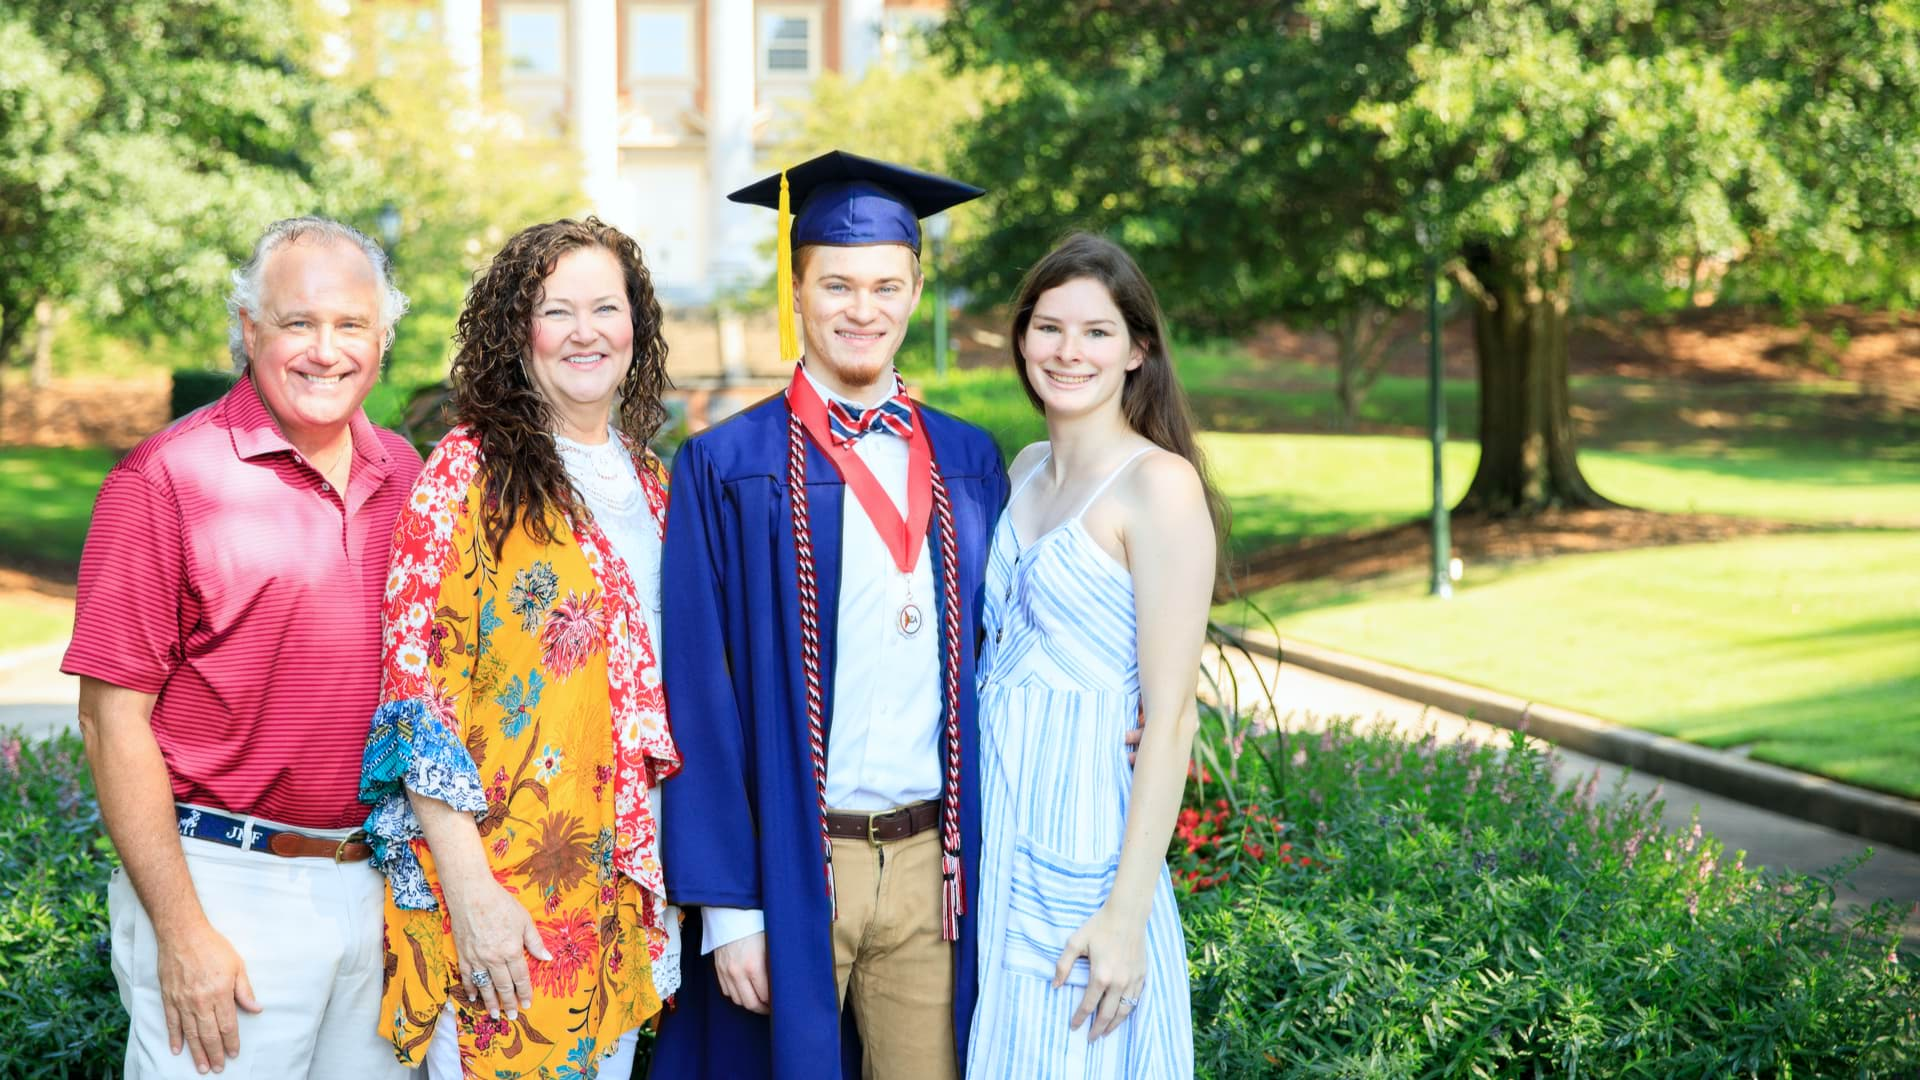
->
xmin=1118 ymin=994 xmax=1140 ymax=1007
xmin=471 ymin=970 xmax=493 ymax=988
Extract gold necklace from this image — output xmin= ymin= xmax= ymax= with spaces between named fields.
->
xmin=308 ymin=438 xmax=352 ymax=486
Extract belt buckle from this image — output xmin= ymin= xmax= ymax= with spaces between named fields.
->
xmin=866 ymin=810 xmax=884 ymax=846
xmin=334 ymin=831 xmax=365 ymax=862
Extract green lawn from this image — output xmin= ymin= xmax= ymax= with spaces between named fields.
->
xmin=1219 ymin=532 xmax=1920 ymax=797
xmin=0 ymin=447 xmax=116 ymax=569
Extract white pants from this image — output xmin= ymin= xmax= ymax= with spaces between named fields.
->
xmin=424 ymin=1004 xmax=639 ymax=1080
xmin=107 ymin=830 xmax=407 ymax=1080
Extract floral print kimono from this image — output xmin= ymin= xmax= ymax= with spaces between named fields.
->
xmin=359 ymin=428 xmax=680 ymax=1076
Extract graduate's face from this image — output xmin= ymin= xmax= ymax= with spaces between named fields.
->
xmin=525 ymin=246 xmax=634 ymax=436
xmin=795 ymin=244 xmax=923 ymax=400
xmin=1020 ymin=276 xmax=1144 ymax=419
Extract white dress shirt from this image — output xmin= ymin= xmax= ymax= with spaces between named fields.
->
xmin=702 ymin=364 xmax=945 ymax=954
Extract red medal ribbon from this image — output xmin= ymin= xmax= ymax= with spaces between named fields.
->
xmin=786 ymin=366 xmax=932 ymax=575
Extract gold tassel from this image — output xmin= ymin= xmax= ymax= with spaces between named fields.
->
xmin=777 ymin=169 xmax=800 ymax=362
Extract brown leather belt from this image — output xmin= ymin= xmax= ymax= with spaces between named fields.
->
xmin=266 ymin=832 xmax=374 ymax=862
xmin=822 ymin=801 xmax=940 ymax=844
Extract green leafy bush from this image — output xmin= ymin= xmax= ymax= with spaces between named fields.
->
xmin=0 ymin=731 xmax=124 ymax=1078
xmin=1176 ymin=638 xmax=1920 ymax=1078
xmin=168 ymin=368 xmax=237 ymax=421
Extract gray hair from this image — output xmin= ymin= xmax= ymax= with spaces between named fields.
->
xmin=225 ymin=216 xmax=411 ymax=372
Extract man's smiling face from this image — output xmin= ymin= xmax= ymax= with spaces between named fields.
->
xmin=794 ymin=243 xmax=923 ymax=401
xmin=239 ymin=237 xmax=385 ymax=444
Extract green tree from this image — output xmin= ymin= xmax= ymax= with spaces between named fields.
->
xmin=1 ymin=0 xmax=582 ymax=407
xmin=0 ymin=1 xmax=336 ymax=365
xmin=308 ymin=8 xmax=583 ymax=389
xmin=936 ymin=1 xmax=1920 ymax=513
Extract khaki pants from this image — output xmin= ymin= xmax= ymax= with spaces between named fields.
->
xmin=107 ymin=832 xmax=407 ymax=1080
xmin=829 ymin=825 xmax=958 ymax=1080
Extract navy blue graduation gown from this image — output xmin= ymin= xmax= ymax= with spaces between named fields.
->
xmin=651 ymin=393 xmax=1010 ymax=1080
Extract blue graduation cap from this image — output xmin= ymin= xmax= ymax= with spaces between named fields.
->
xmin=728 ymin=150 xmax=984 ymax=360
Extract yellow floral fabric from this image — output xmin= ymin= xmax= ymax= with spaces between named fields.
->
xmin=361 ymin=429 xmax=676 ymax=1076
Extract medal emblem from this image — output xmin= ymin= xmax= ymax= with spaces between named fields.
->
xmin=897 ymin=602 xmax=924 ymax=638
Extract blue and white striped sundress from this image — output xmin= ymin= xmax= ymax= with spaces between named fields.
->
xmin=965 ymin=447 xmax=1194 ymax=1079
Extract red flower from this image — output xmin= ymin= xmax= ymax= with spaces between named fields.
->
xmin=539 ymin=590 xmax=607 ymax=678
xmin=531 ymin=907 xmax=598 ymax=997
xmin=471 ymin=1013 xmax=511 ymax=1050
xmin=1246 ymin=843 xmax=1265 ymax=861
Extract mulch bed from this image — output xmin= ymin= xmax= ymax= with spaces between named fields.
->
xmin=0 ymin=376 xmax=170 ymax=451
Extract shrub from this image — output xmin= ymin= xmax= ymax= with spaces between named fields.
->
xmin=1176 ymin=635 xmax=1920 ymax=1078
xmin=168 ymin=368 xmax=236 ymax=420
xmin=0 ymin=731 xmax=124 ymax=1078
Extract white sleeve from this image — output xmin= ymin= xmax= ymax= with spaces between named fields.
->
xmin=700 ymin=906 xmax=766 ymax=955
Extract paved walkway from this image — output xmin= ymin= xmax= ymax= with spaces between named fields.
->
xmin=7 ymin=630 xmax=1915 ymax=948
xmin=0 ymin=640 xmax=77 ymax=741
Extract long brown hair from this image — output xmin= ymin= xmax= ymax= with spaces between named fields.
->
xmin=1009 ymin=232 xmax=1228 ymax=540
xmin=450 ymin=218 xmax=671 ymax=557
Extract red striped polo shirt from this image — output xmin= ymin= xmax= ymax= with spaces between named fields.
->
xmin=62 ymin=376 xmax=423 ymax=828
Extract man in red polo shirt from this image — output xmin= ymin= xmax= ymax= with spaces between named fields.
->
xmin=64 ymin=217 xmax=423 ymax=1078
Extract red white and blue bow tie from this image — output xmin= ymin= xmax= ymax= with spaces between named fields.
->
xmin=825 ymin=392 xmax=915 ymax=448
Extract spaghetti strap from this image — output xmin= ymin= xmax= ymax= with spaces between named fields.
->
xmin=1071 ymin=446 xmax=1156 ymax=521
xmin=1006 ymin=448 xmax=1052 ymax=511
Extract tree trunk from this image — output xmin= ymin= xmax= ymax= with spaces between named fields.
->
xmin=1334 ymin=311 xmax=1362 ymax=429
xmin=1458 ymin=239 xmax=1615 ymax=514
xmin=1332 ymin=303 xmax=1392 ymax=431
xmin=31 ymin=298 xmax=54 ymax=388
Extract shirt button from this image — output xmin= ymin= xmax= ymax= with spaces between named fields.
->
xmin=319 ymin=482 xmax=331 ymax=492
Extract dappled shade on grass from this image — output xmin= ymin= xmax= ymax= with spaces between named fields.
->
xmin=1222 ymin=532 xmax=1920 ymax=797
xmin=0 ymin=447 xmax=116 ymax=575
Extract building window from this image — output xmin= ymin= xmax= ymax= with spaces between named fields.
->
xmin=372 ymin=8 xmax=439 ymax=78
xmin=502 ymin=2 xmax=567 ymax=79
xmin=759 ymin=7 xmax=819 ymax=79
xmin=627 ymin=4 xmax=694 ymax=83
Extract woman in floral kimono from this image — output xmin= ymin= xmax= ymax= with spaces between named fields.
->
xmin=359 ymin=218 xmax=681 ymax=1079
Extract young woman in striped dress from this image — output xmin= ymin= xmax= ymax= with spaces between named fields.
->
xmin=966 ymin=233 xmax=1224 ymax=1078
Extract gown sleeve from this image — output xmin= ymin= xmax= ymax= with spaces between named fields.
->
xmin=358 ymin=434 xmax=490 ymax=910
xmin=660 ymin=437 xmax=765 ymax=909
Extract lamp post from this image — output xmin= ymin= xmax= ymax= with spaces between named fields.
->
xmin=1417 ymin=182 xmax=1452 ymax=599
xmin=375 ymin=201 xmax=403 ymax=258
xmin=927 ymin=211 xmax=951 ymax=380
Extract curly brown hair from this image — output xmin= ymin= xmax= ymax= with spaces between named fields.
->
xmin=450 ymin=217 xmax=671 ymax=557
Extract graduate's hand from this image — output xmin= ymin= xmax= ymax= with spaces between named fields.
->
xmin=1055 ymin=903 xmax=1148 ymax=1043
xmin=715 ymin=932 xmax=771 ymax=1015
xmin=444 ymin=875 xmax=551 ymax=1022
xmin=1125 ymin=702 xmax=1144 ymax=767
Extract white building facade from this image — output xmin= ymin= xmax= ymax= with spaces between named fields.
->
xmin=428 ymin=0 xmax=942 ymax=305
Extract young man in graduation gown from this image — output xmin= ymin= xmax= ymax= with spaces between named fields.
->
xmin=653 ymin=152 xmax=1010 ymax=1079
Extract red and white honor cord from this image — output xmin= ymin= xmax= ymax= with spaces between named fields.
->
xmin=787 ymin=408 xmax=966 ymax=940
xmin=788 ymin=409 xmax=837 ymax=919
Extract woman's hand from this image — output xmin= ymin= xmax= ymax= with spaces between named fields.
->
xmin=1053 ymin=902 xmax=1148 ymax=1042
xmin=442 ymin=873 xmax=553 ymax=1021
